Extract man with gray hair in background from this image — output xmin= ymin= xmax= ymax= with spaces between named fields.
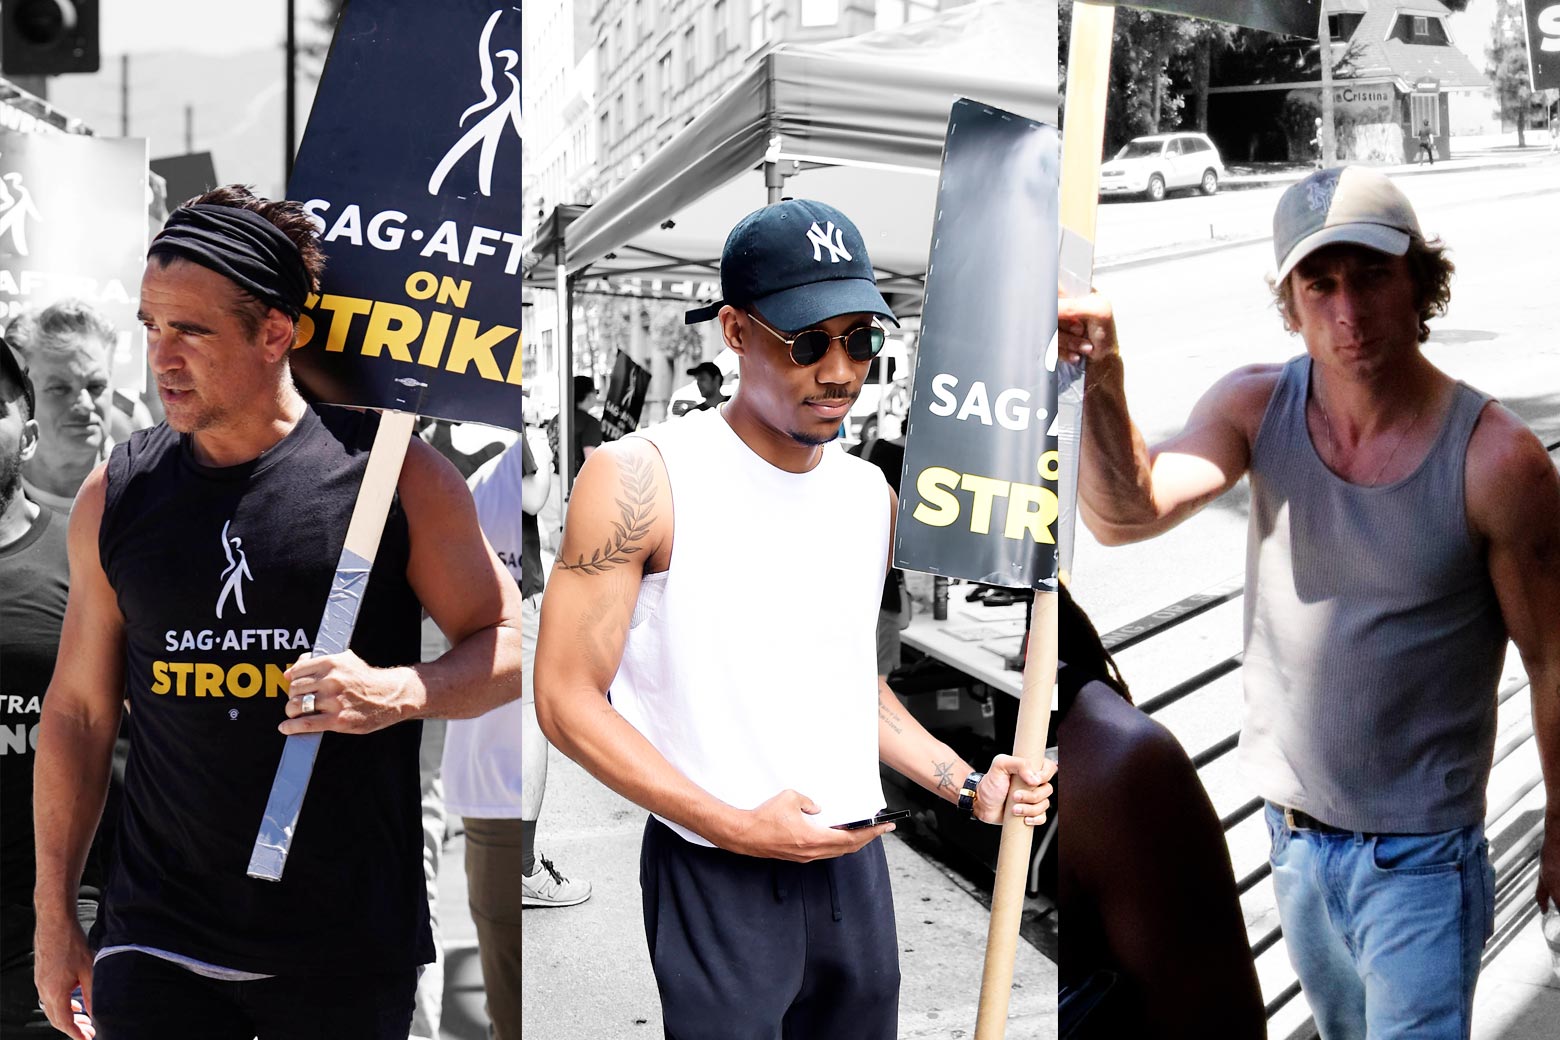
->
xmin=6 ymin=299 xmax=137 ymax=514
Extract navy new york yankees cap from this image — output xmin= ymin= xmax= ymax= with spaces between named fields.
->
xmin=685 ymin=199 xmax=898 ymax=330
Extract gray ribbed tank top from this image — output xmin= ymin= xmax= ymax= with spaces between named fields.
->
xmin=1241 ymin=356 xmax=1507 ymax=833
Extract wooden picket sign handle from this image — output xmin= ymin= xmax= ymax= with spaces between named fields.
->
xmin=973 ymin=3 xmax=1114 ymax=1036
xmin=974 ymin=592 xmax=1059 ymax=1038
xmin=246 ymin=408 xmax=419 ymax=881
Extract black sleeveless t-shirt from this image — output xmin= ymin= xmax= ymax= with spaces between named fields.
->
xmin=94 ymin=406 xmax=433 ymax=974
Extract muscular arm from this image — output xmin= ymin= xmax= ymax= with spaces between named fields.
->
xmin=1059 ymin=293 xmax=1271 ymax=545
xmin=280 ymin=438 xmax=525 ymax=732
xmin=535 ymin=440 xmax=888 ymax=861
xmin=1466 ymin=406 xmax=1560 ymax=910
xmin=878 ymin=488 xmax=1052 ymax=822
xmin=33 ymin=464 xmax=125 ymax=1034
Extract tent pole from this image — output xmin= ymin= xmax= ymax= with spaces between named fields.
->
xmin=764 ymin=159 xmax=784 ymax=205
xmin=556 ymin=240 xmax=573 ymax=531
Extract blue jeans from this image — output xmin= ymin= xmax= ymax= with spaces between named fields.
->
xmin=1265 ymin=804 xmax=1494 ymax=1040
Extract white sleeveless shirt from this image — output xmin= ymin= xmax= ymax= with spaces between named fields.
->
xmin=615 ymin=407 xmax=891 ymax=846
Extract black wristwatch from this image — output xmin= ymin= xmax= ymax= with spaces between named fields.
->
xmin=957 ymin=770 xmax=985 ymax=815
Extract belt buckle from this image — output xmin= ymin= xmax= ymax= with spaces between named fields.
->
xmin=1283 ymin=806 xmax=1299 ymax=830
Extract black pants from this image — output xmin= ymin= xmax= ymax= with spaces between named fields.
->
xmin=90 ymin=951 xmax=416 ymax=1040
xmin=640 ymin=817 xmax=900 ymax=1040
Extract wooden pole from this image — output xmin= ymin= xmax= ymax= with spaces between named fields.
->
xmin=974 ymin=5 xmax=1115 ymax=1035
xmin=973 ymin=593 xmax=1059 ymax=1038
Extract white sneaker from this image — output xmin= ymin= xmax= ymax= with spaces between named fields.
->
xmin=522 ymin=854 xmax=592 ymax=907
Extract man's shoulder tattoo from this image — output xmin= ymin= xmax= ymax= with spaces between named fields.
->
xmin=557 ymin=452 xmax=655 ymax=575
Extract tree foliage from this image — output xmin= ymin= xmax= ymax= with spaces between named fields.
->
xmin=1487 ymin=0 xmax=1533 ymax=146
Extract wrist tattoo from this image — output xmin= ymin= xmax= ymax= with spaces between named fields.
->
xmin=934 ymin=760 xmax=955 ymax=790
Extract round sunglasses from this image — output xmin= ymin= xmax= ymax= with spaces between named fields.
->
xmin=744 ymin=309 xmax=886 ymax=367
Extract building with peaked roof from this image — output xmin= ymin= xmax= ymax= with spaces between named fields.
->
xmin=1206 ymin=0 xmax=1490 ymax=163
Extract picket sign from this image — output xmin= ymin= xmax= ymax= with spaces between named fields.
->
xmin=245 ymin=0 xmax=526 ymax=878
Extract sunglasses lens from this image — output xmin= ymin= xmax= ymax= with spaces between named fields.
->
xmin=789 ymin=330 xmax=832 ymax=366
xmin=846 ymin=326 xmax=886 ymax=362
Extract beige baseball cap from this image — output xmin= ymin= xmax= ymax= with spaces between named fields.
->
xmin=1272 ymin=166 xmax=1422 ymax=282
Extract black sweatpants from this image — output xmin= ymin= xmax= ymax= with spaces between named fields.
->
xmin=640 ymin=817 xmax=900 ymax=1040
xmin=89 ymin=951 xmax=416 ymax=1040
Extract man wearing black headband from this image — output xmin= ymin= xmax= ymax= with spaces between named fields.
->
xmin=31 ymin=186 xmax=524 ymax=1039
xmin=535 ymin=199 xmax=1054 ymax=1038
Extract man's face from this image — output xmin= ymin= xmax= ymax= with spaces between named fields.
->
xmin=139 ymin=258 xmax=276 ymax=435
xmin=30 ymin=335 xmax=111 ymax=468
xmin=0 ymin=388 xmax=38 ymax=507
xmin=733 ymin=309 xmax=873 ymax=446
xmin=1285 ymin=244 xmax=1420 ymax=383
xmin=696 ymin=372 xmax=719 ymax=398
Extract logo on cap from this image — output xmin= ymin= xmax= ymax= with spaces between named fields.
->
xmin=806 ymin=221 xmax=853 ymax=264
xmin=1306 ymin=171 xmax=1340 ymax=214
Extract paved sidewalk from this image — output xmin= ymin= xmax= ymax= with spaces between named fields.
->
xmin=518 ymin=745 xmax=1058 ymax=1040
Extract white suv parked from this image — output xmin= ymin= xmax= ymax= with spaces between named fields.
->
xmin=1099 ymin=132 xmax=1225 ymax=202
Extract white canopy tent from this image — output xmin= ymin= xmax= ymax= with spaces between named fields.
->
xmin=525 ymin=0 xmax=1058 ymax=492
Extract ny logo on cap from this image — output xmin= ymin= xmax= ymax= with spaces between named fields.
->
xmin=806 ymin=221 xmax=852 ymax=264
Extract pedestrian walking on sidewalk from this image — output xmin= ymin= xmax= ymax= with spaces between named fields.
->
xmin=442 ymin=432 xmax=589 ymax=1040
xmin=30 ymin=185 xmax=525 ymax=1040
xmin=1417 ymin=120 xmax=1436 ymax=164
xmin=1060 ymin=166 xmax=1560 ymax=1039
xmin=536 ymin=198 xmax=1054 ymax=1040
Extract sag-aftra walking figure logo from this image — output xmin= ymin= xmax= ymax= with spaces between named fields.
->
xmin=427 ymin=7 xmax=522 ymax=198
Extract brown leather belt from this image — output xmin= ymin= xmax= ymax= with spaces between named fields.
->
xmin=1281 ymin=805 xmax=1351 ymax=835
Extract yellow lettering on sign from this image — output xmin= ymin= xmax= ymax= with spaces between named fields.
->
xmin=447 ymin=318 xmax=515 ymax=381
xmin=912 ymin=467 xmax=962 ymax=527
xmin=909 ymin=466 xmax=1061 ymax=544
xmin=361 ymin=301 xmax=422 ymax=362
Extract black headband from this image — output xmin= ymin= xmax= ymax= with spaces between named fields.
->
xmin=148 ymin=204 xmax=312 ymax=319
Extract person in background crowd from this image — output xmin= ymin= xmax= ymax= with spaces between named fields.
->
xmin=444 ymin=432 xmax=590 ymax=1040
xmin=7 ymin=300 xmax=116 ymax=515
xmin=0 ymin=336 xmax=104 ymax=1039
xmin=685 ymin=361 xmax=728 ymax=413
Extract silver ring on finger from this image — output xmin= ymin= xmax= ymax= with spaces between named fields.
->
xmin=300 ymin=692 xmax=317 ymax=715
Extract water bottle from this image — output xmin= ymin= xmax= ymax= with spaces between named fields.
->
xmin=1544 ymin=905 xmax=1560 ymax=982
xmin=933 ymin=576 xmax=949 ymax=621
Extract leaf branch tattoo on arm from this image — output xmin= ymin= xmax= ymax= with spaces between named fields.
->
xmin=559 ymin=454 xmax=655 ymax=575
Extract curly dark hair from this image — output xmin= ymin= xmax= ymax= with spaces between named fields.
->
xmin=150 ymin=184 xmax=326 ymax=340
xmin=1058 ymin=583 xmax=1132 ymax=717
xmin=1271 ymin=236 xmax=1454 ymax=344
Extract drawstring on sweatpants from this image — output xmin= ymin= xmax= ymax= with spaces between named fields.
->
xmin=825 ymin=860 xmax=842 ymax=921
